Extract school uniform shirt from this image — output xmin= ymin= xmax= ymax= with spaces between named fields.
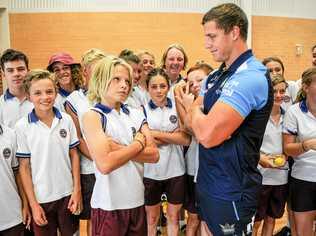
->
xmin=0 ymin=89 xmax=33 ymax=128
xmin=167 ymin=75 xmax=183 ymax=102
xmin=54 ymin=87 xmax=76 ymax=112
xmin=90 ymin=103 xmax=146 ymax=211
xmin=258 ymin=110 xmax=288 ymax=185
xmin=125 ymin=86 xmax=150 ymax=109
xmin=281 ymin=81 xmax=298 ymax=111
xmin=185 ymin=136 xmax=199 ymax=178
xmin=0 ymin=125 xmax=23 ymax=231
xmin=283 ymin=100 xmax=316 ymax=182
xmin=143 ymin=98 xmax=185 ymax=180
xmin=65 ymin=89 xmax=94 ymax=175
xmin=15 ymin=108 xmax=80 ymax=204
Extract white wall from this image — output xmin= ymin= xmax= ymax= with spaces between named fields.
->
xmin=252 ymin=0 xmax=316 ymax=19
xmin=7 ymin=0 xmax=316 ymax=19
xmin=8 ymin=0 xmax=239 ymax=13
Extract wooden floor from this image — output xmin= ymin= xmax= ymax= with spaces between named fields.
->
xmin=79 ymin=211 xmax=288 ymax=235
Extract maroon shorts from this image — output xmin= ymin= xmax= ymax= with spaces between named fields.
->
xmin=32 ymin=196 xmax=79 ymax=236
xmin=184 ymin=175 xmax=198 ymax=214
xmin=80 ymin=174 xmax=95 ymax=219
xmin=143 ymin=175 xmax=185 ymax=206
xmin=254 ymin=184 xmax=288 ymax=221
xmin=0 ymin=223 xmax=24 ymax=236
xmin=91 ymin=206 xmax=146 ymax=236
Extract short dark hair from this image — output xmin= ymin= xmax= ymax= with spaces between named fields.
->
xmin=312 ymin=44 xmax=316 ymax=52
xmin=202 ymin=3 xmax=248 ymax=41
xmin=0 ymin=49 xmax=29 ymax=71
xmin=119 ymin=49 xmax=140 ymax=65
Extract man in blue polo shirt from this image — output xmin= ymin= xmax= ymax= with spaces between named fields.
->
xmin=178 ymin=3 xmax=273 ymax=235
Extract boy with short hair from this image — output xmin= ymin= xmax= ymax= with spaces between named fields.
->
xmin=0 ymin=49 xmax=32 ymax=128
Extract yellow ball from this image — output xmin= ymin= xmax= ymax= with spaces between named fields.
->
xmin=274 ymin=156 xmax=285 ymax=167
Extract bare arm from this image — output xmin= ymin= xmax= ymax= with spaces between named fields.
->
xmin=65 ymin=103 xmax=92 ymax=160
xmin=189 ymin=101 xmax=244 ymax=148
xmin=177 ymin=90 xmax=203 ymax=134
xmin=132 ymin=124 xmax=159 ymax=163
xmin=283 ymin=134 xmax=316 ymax=157
xmin=67 ymin=147 xmax=81 ymax=214
xmin=174 ymin=81 xmax=187 ymax=126
xmin=151 ymin=129 xmax=191 ymax=146
xmin=82 ymin=111 xmax=143 ymax=174
xmin=14 ymin=170 xmax=31 ymax=228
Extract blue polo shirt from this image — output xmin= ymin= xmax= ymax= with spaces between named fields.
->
xmin=197 ymin=50 xmax=273 ymax=202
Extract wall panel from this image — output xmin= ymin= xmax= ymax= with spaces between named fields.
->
xmin=9 ymin=12 xmax=217 ymax=70
xmin=252 ymin=16 xmax=316 ymax=81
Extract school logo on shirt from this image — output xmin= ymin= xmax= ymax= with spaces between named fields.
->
xmin=2 ymin=148 xmax=11 ymax=159
xmin=59 ymin=129 xmax=67 ymax=138
xmin=131 ymin=127 xmax=136 ymax=137
xmin=283 ymin=95 xmax=290 ymax=103
xmin=169 ymin=115 xmax=178 ymax=124
xmin=220 ymin=223 xmax=235 ymax=235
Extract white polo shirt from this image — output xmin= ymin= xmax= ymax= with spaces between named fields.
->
xmin=283 ymin=100 xmax=316 ymax=182
xmin=90 ymin=103 xmax=146 ymax=211
xmin=185 ymin=136 xmax=199 ymax=178
xmin=0 ymin=89 xmax=33 ymax=128
xmin=15 ymin=108 xmax=80 ymax=203
xmin=143 ymin=98 xmax=185 ymax=180
xmin=258 ymin=110 xmax=288 ymax=185
xmin=0 ymin=125 xmax=23 ymax=231
xmin=65 ymin=89 xmax=94 ymax=175
xmin=125 ymin=86 xmax=150 ymax=109
xmin=54 ymin=87 xmax=73 ymax=112
xmin=281 ymin=81 xmax=297 ymax=111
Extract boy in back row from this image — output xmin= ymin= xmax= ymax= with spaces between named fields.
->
xmin=0 ymin=49 xmax=32 ymax=236
xmin=0 ymin=49 xmax=82 ymax=236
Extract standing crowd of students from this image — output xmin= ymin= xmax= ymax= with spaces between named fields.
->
xmin=1 ymin=4 xmax=316 ymax=236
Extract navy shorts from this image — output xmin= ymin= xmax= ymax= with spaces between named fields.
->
xmin=196 ymin=186 xmax=256 ymax=236
xmin=80 ymin=173 xmax=95 ymax=219
xmin=290 ymin=177 xmax=316 ymax=212
xmin=183 ymin=174 xmax=198 ymax=214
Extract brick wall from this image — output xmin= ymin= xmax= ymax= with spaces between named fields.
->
xmin=252 ymin=16 xmax=316 ymax=81
xmin=9 ymin=12 xmax=217 ymax=71
xmin=7 ymin=13 xmax=316 ymax=82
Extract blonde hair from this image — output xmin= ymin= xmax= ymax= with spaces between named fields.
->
xmin=81 ymin=48 xmax=106 ymax=68
xmin=87 ymin=56 xmax=133 ymax=103
xmin=24 ymin=69 xmax=56 ymax=94
xmin=137 ymin=50 xmax=155 ymax=62
xmin=161 ymin=43 xmax=188 ymax=70
xmin=296 ymin=67 xmax=316 ymax=103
